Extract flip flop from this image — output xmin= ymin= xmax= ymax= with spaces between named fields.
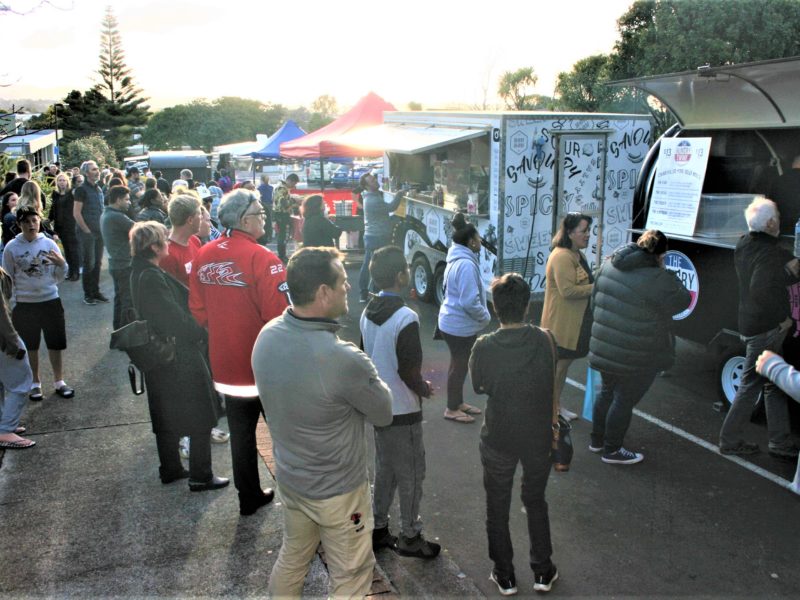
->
xmin=0 ymin=439 xmax=36 ymax=449
xmin=444 ymin=413 xmax=475 ymax=424
xmin=460 ymin=404 xmax=482 ymax=415
xmin=55 ymin=385 xmax=75 ymax=399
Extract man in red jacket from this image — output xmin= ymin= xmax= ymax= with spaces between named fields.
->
xmin=190 ymin=189 xmax=290 ymax=515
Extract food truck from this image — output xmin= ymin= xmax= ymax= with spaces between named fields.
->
xmin=342 ymin=111 xmax=652 ymax=304
xmin=615 ymin=56 xmax=800 ymax=406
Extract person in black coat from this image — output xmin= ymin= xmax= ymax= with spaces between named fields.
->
xmin=588 ymin=230 xmax=691 ymax=465
xmin=129 ymin=221 xmax=228 ymax=491
xmin=301 ymin=194 xmax=342 ymax=248
xmin=49 ymin=173 xmax=81 ymax=281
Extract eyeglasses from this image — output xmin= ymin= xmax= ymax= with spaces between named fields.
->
xmin=239 ymin=201 xmax=264 ymax=221
xmin=243 ymin=210 xmax=266 ymax=219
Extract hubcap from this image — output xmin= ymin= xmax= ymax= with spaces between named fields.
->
xmin=721 ymin=355 xmax=746 ymax=404
xmin=414 ymin=266 xmax=428 ymax=294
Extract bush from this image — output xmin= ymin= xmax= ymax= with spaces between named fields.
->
xmin=61 ymin=134 xmax=118 ymax=169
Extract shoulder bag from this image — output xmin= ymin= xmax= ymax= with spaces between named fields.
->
xmin=542 ymin=328 xmax=573 ymax=472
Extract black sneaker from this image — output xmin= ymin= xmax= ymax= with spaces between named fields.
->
xmin=489 ymin=571 xmax=517 ymax=596
xmin=533 ymin=564 xmax=558 ymax=593
xmin=588 ymin=443 xmax=603 ymax=454
xmin=768 ymin=444 xmax=799 ymax=459
xmin=719 ymin=441 xmax=760 ymax=456
xmin=601 ymin=447 xmax=643 ymax=465
xmin=372 ymin=527 xmax=397 ymax=551
xmin=93 ymin=292 xmax=110 ymax=303
xmin=396 ymin=533 xmax=441 ymax=559
xmin=83 ymin=296 xmax=98 ymax=305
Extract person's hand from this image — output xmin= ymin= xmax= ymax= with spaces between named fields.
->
xmin=45 ymin=250 xmax=65 ymax=267
xmin=787 ymin=258 xmax=800 ymax=278
xmin=779 ymin=316 xmax=793 ymax=332
xmin=756 ymin=350 xmax=778 ymax=375
xmin=425 ymin=380 xmax=434 ymax=397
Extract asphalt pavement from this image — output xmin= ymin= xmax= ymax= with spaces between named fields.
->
xmin=1 ymin=253 xmax=798 ymax=598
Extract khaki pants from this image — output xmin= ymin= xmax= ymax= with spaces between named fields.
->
xmin=269 ymin=480 xmax=375 ymax=599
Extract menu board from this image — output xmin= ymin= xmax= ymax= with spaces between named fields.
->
xmin=645 ymin=137 xmax=712 ymax=236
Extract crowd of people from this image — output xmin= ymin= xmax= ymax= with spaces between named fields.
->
xmin=1 ymin=157 xmax=798 ymax=597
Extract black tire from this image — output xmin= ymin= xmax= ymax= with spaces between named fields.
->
xmin=390 ymin=216 xmax=431 ymax=250
xmin=433 ymin=264 xmax=446 ymax=306
xmin=716 ymin=348 xmax=746 ymax=406
xmin=411 ymin=256 xmax=434 ymax=303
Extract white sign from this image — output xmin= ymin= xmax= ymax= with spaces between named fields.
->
xmin=645 ymin=138 xmax=711 ymax=236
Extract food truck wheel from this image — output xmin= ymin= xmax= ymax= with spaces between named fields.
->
xmin=411 ymin=256 xmax=434 ymax=303
xmin=433 ymin=264 xmax=446 ymax=306
xmin=717 ymin=351 xmax=746 ymax=406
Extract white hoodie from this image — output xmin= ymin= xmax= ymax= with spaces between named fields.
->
xmin=437 ymin=243 xmax=491 ymax=337
xmin=1 ymin=233 xmax=65 ymax=303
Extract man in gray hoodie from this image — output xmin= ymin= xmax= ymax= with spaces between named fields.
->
xmin=252 ymin=246 xmax=393 ymax=599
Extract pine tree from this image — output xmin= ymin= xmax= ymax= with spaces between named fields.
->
xmin=92 ymin=5 xmax=150 ymax=158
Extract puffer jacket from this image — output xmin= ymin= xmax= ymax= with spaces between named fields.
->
xmin=588 ymin=243 xmax=691 ymax=375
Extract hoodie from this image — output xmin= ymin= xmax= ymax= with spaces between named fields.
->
xmin=588 ymin=243 xmax=691 ymax=375
xmin=1 ymin=233 xmax=66 ymax=303
xmin=438 ymin=243 xmax=491 ymax=337
xmin=360 ymin=293 xmax=431 ymax=423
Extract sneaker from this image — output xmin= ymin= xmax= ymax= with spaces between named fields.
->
xmin=559 ymin=406 xmax=579 ymax=421
xmin=588 ymin=444 xmax=603 ymax=454
xmin=372 ymin=527 xmax=398 ymax=552
xmin=93 ymin=292 xmax=110 ymax=303
xmin=601 ymin=447 xmax=643 ymax=465
xmin=533 ymin=564 xmax=559 ymax=592
xmin=83 ymin=296 xmax=98 ymax=305
xmin=396 ymin=533 xmax=441 ymax=559
xmin=489 ymin=571 xmax=517 ymax=596
xmin=768 ymin=444 xmax=799 ymax=459
xmin=719 ymin=441 xmax=760 ymax=456
xmin=210 ymin=427 xmax=229 ymax=443
xmin=179 ymin=436 xmax=190 ymax=459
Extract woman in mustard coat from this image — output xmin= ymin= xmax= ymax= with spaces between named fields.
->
xmin=540 ymin=213 xmax=594 ymax=420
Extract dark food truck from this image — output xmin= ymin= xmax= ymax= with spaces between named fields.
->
xmin=617 ymin=56 xmax=800 ymax=406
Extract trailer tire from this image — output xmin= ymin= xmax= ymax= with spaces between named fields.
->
xmin=411 ymin=256 xmax=434 ymax=303
xmin=433 ymin=264 xmax=446 ymax=306
xmin=391 ymin=217 xmax=431 ymax=251
xmin=717 ymin=350 xmax=746 ymax=406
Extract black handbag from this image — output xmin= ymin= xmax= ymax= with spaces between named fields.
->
xmin=542 ymin=329 xmax=574 ymax=472
xmin=109 ymin=271 xmax=176 ymax=373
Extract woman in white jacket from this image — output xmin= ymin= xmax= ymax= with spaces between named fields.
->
xmin=438 ymin=213 xmax=491 ymax=423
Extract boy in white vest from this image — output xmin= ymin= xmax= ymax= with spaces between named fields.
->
xmin=359 ymin=245 xmax=440 ymax=559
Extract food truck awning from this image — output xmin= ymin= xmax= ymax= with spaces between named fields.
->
xmin=333 ymin=123 xmax=490 ymax=155
xmin=610 ymin=55 xmax=800 ymax=129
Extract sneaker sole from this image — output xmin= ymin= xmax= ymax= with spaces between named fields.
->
xmin=601 ymin=455 xmax=643 ymax=465
xmin=720 ymin=446 xmax=759 ymax=456
xmin=489 ymin=573 xmax=517 ymax=596
xmin=588 ymin=445 xmax=603 ymax=453
xmin=533 ymin=570 xmax=558 ymax=592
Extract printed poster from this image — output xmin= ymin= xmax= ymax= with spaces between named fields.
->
xmin=645 ymin=138 xmax=711 ymax=236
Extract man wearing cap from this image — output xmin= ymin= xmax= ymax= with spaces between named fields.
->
xmin=73 ymin=160 xmax=109 ymax=306
xmin=189 ymin=188 xmax=290 ymax=516
xmin=272 ymin=173 xmax=300 ymax=262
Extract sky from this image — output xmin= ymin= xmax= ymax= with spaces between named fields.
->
xmin=1 ymin=0 xmax=634 ymax=113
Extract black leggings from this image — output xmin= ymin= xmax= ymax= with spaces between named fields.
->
xmin=441 ymin=331 xmax=477 ymax=411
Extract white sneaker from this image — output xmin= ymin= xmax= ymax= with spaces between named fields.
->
xmin=211 ymin=427 xmax=230 ymax=443
xmin=559 ymin=406 xmax=579 ymax=421
xmin=179 ymin=436 xmax=190 ymax=459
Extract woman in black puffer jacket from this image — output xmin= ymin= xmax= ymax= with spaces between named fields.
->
xmin=588 ymin=230 xmax=691 ymax=465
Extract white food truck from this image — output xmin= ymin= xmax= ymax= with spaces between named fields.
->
xmin=342 ymin=111 xmax=652 ymax=302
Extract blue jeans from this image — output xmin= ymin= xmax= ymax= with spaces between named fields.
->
xmin=480 ymin=441 xmax=553 ymax=579
xmin=591 ymin=370 xmax=657 ymax=453
xmin=358 ymin=234 xmax=389 ymax=297
xmin=0 ymin=337 xmax=33 ymax=433
xmin=79 ymin=229 xmax=104 ymax=297
xmin=719 ymin=326 xmax=791 ymax=449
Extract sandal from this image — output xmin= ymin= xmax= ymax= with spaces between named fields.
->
xmin=29 ymin=387 xmax=43 ymax=401
xmin=0 ymin=438 xmax=36 ymax=449
xmin=444 ymin=412 xmax=475 ymax=424
xmin=460 ymin=404 xmax=482 ymax=415
xmin=55 ymin=385 xmax=75 ymax=399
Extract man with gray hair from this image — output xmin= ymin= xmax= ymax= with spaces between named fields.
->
xmin=189 ymin=189 xmax=289 ymax=515
xmin=73 ymin=160 xmax=108 ymax=305
xmin=719 ymin=197 xmax=800 ymax=459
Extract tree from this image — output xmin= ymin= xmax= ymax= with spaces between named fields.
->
xmin=498 ymin=67 xmax=539 ymax=110
xmin=407 ymin=101 xmax=423 ymax=111
xmin=306 ymin=94 xmax=337 ymax=132
xmin=60 ymin=134 xmax=118 ymax=168
xmin=143 ymin=97 xmax=285 ymax=152
xmin=555 ymin=55 xmax=617 ymax=112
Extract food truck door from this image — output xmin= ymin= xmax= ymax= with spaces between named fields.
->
xmin=554 ymin=133 xmax=609 ymax=269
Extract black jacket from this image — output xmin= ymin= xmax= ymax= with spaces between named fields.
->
xmin=588 ymin=243 xmax=691 ymax=375
xmin=735 ymin=232 xmax=794 ymax=336
xmin=302 ymin=213 xmax=342 ymax=248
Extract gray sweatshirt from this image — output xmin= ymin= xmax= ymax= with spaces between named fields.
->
xmin=1 ymin=233 xmax=65 ymax=303
xmin=252 ymin=308 xmax=393 ymax=499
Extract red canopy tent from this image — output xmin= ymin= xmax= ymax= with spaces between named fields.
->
xmin=280 ymin=92 xmax=396 ymax=159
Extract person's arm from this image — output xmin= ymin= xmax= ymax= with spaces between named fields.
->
xmin=325 ymin=217 xmax=343 ymax=239
xmin=255 ymin=252 xmax=290 ymax=323
xmin=396 ymin=321 xmax=431 ymax=398
xmin=45 ymin=240 xmax=66 ymax=283
xmin=0 ymin=278 xmax=21 ymax=357
xmin=654 ymin=269 xmax=692 ymax=316
xmin=140 ymin=270 xmax=206 ymax=343
xmin=756 ymin=350 xmax=800 ymax=402
xmin=551 ymin=251 xmax=592 ymax=299
xmin=48 ymin=193 xmax=57 ymax=224
xmin=386 ymin=189 xmax=406 ymax=212
xmin=72 ymin=187 xmax=90 ymax=233
xmin=454 ymin=262 xmax=491 ymax=325
xmin=469 ymin=339 xmax=486 ymax=394
xmin=341 ymin=345 xmax=393 ymax=427
xmin=188 ymin=259 xmax=208 ymax=328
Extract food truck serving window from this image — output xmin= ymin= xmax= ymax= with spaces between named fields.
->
xmin=335 ymin=123 xmax=490 ymax=155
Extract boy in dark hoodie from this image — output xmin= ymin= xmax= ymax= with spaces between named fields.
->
xmin=469 ymin=273 xmax=558 ymax=595
xmin=359 ymin=245 xmax=440 ymax=559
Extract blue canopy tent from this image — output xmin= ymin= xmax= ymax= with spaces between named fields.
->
xmin=249 ymin=120 xmax=307 ymax=160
